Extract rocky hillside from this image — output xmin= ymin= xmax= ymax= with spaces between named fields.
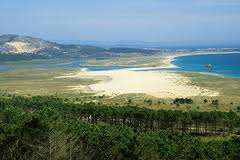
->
xmin=0 ymin=34 xmax=110 ymax=60
xmin=0 ymin=35 xmax=53 ymax=54
xmin=0 ymin=34 xmax=158 ymax=61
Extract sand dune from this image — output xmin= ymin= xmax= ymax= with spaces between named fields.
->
xmin=59 ymin=67 xmax=219 ymax=98
xmin=5 ymin=41 xmax=40 ymax=53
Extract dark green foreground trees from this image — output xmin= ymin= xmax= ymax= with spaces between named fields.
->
xmin=0 ymin=95 xmax=240 ymax=160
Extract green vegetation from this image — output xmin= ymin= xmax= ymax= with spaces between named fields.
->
xmin=88 ymin=55 xmax=172 ymax=67
xmin=98 ymin=93 xmax=240 ymax=112
xmin=0 ymin=58 xmax=69 ymax=66
xmin=0 ymin=95 xmax=240 ymax=159
xmin=0 ymin=69 xmax=98 ymax=96
xmin=0 ymin=68 xmax=240 ymax=112
xmin=212 ymin=99 xmax=219 ymax=107
xmin=0 ymin=35 xmax=162 ymax=61
xmin=173 ymin=98 xmax=193 ymax=105
xmin=181 ymin=72 xmax=240 ymax=98
xmin=1 ymin=35 xmax=240 ymax=159
xmin=0 ymin=53 xmax=47 ymax=61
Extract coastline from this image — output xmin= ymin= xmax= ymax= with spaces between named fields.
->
xmin=164 ymin=51 xmax=240 ymax=68
xmin=164 ymin=52 xmax=240 ymax=77
xmin=58 ymin=58 xmax=219 ymax=98
xmin=56 ymin=52 xmax=240 ymax=98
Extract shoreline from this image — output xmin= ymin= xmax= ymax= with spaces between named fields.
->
xmin=55 ymin=52 xmax=240 ymax=98
xmin=57 ymin=52 xmax=240 ymax=98
xmin=158 ymin=51 xmax=240 ymax=78
xmin=163 ymin=51 xmax=240 ymax=68
xmin=87 ymin=51 xmax=240 ymax=69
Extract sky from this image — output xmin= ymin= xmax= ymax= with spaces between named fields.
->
xmin=1 ymin=0 xmax=240 ymax=46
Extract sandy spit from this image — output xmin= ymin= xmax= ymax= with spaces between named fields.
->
xmin=55 ymin=53 xmax=236 ymax=98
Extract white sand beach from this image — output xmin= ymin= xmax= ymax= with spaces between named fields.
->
xmin=56 ymin=55 xmax=219 ymax=98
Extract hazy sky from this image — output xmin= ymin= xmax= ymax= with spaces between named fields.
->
xmin=1 ymin=0 xmax=240 ymax=45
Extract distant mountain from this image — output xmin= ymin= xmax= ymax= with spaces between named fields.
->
xmin=58 ymin=39 xmax=240 ymax=49
xmin=3 ymin=34 xmax=238 ymax=62
xmin=0 ymin=34 xmax=159 ymax=61
xmin=0 ymin=34 xmax=111 ymax=61
xmin=0 ymin=34 xmax=53 ymax=54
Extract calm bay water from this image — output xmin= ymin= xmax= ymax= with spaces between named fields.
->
xmin=163 ymin=53 xmax=240 ymax=77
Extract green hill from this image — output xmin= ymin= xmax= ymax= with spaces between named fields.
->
xmin=0 ymin=34 xmax=158 ymax=61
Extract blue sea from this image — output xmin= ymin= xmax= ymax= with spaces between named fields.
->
xmin=166 ymin=53 xmax=240 ymax=77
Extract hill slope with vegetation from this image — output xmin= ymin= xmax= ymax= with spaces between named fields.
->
xmin=0 ymin=35 xmax=159 ymax=61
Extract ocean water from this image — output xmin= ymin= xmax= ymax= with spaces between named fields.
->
xmin=169 ymin=53 xmax=240 ymax=77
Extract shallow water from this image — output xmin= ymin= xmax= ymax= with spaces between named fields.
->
xmin=171 ymin=53 xmax=240 ymax=77
xmin=140 ymin=53 xmax=240 ymax=77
